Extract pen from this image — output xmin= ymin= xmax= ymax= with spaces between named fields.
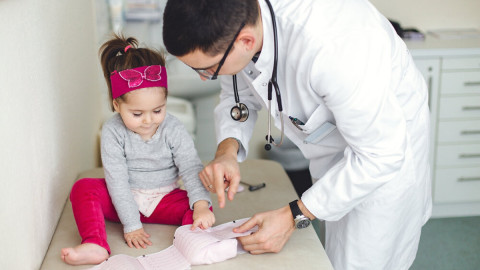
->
xmin=289 ymin=116 xmax=305 ymax=130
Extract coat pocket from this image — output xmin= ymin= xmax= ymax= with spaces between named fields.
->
xmin=303 ymin=122 xmax=337 ymax=144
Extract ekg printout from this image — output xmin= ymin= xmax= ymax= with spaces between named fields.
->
xmin=89 ymin=218 xmax=256 ymax=270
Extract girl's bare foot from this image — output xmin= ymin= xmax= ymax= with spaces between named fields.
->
xmin=61 ymin=243 xmax=109 ymax=265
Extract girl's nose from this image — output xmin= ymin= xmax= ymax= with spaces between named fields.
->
xmin=143 ymin=113 xmax=152 ymax=124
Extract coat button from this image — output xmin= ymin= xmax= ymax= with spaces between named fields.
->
xmin=262 ymin=83 xmax=267 ymax=86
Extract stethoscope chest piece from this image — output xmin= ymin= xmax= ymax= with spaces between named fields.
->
xmin=230 ymin=103 xmax=249 ymax=122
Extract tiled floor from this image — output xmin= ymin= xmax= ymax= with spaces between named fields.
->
xmin=411 ymin=216 xmax=480 ymax=270
xmin=311 ymin=215 xmax=480 ymax=269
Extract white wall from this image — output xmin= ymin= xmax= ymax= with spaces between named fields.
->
xmin=369 ymin=0 xmax=480 ymax=32
xmin=0 ymin=0 xmax=102 ymax=269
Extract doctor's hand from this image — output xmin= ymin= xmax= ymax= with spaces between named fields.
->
xmin=234 ymin=206 xmax=295 ymax=254
xmin=199 ymin=138 xmax=241 ymax=208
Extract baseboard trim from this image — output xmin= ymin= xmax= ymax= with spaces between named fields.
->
xmin=432 ymin=202 xmax=480 ymax=218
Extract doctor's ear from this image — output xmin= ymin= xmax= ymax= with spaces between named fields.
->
xmin=237 ymin=30 xmax=257 ymax=52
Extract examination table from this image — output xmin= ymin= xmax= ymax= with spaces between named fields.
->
xmin=40 ymin=159 xmax=333 ymax=269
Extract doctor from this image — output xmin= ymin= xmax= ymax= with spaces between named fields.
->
xmin=163 ymin=0 xmax=432 ymax=269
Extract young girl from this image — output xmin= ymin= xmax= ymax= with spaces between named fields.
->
xmin=61 ymin=34 xmax=214 ymax=265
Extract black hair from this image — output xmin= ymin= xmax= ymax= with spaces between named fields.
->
xmin=163 ymin=0 xmax=259 ymax=57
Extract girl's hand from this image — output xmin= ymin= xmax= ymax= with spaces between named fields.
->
xmin=191 ymin=201 xmax=215 ymax=230
xmin=124 ymin=227 xmax=152 ymax=249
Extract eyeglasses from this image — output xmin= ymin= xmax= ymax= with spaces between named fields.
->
xmin=193 ymin=22 xmax=246 ymax=80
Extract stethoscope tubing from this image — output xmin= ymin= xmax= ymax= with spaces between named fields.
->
xmin=265 ymin=0 xmax=284 ymax=148
xmin=231 ymin=0 xmax=284 ymax=150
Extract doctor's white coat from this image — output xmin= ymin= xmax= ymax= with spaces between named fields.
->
xmin=214 ymin=0 xmax=432 ymax=269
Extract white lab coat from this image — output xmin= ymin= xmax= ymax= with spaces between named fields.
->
xmin=214 ymin=0 xmax=432 ymax=269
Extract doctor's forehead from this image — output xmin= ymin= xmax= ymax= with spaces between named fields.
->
xmin=177 ymin=49 xmax=223 ymax=70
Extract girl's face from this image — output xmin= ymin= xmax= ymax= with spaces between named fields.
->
xmin=113 ymin=87 xmax=167 ymax=141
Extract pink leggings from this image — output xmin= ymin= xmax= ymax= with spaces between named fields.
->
xmin=70 ymin=178 xmax=196 ymax=253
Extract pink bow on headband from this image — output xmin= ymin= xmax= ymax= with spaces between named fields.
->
xmin=119 ymin=65 xmax=162 ymax=88
xmin=110 ymin=65 xmax=168 ymax=99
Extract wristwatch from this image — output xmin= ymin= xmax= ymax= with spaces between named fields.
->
xmin=289 ymin=200 xmax=311 ymax=229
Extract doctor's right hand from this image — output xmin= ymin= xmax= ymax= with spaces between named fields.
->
xmin=199 ymin=138 xmax=241 ymax=208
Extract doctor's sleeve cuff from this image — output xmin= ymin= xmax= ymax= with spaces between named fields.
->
xmin=217 ymin=136 xmax=247 ymax=162
xmin=301 ymin=191 xmax=323 ymax=221
xmin=301 ymin=185 xmax=352 ymax=221
xmin=227 ymin=137 xmax=242 ymax=153
xmin=235 ymin=138 xmax=247 ymax=162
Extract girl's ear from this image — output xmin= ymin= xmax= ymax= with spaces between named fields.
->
xmin=113 ymin=100 xmax=120 ymax=112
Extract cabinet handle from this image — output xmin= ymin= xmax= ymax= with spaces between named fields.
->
xmin=459 ymin=153 xmax=480 ymax=158
xmin=427 ymin=76 xmax=432 ymax=110
xmin=462 ymin=106 xmax=480 ymax=111
xmin=461 ymin=130 xmax=480 ymax=135
xmin=458 ymin=177 xmax=480 ymax=182
xmin=464 ymin=81 xmax=480 ymax=86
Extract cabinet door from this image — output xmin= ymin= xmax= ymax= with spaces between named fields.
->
xmin=439 ymin=95 xmax=480 ymax=119
xmin=437 ymin=120 xmax=480 ymax=143
xmin=435 ymin=167 xmax=480 ymax=203
xmin=413 ymin=57 xmax=441 ymax=170
xmin=441 ymin=71 xmax=480 ymax=95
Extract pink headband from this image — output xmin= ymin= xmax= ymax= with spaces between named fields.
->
xmin=110 ymin=65 xmax=168 ymax=99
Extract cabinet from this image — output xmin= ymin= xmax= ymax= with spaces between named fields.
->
xmin=435 ymin=56 xmax=480 ymax=203
xmin=407 ymin=37 xmax=480 ymax=217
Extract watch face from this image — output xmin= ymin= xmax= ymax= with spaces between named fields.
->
xmin=296 ymin=219 xmax=311 ymax=229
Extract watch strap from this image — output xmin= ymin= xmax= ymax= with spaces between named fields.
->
xmin=289 ymin=199 xmax=303 ymax=218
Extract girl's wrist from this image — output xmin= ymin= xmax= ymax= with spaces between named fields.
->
xmin=193 ymin=200 xmax=209 ymax=210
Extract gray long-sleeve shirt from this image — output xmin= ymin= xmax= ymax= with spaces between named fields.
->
xmin=101 ymin=113 xmax=211 ymax=233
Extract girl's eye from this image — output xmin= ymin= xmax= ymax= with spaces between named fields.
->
xmin=154 ymin=110 xmax=162 ymax=114
xmin=133 ymin=113 xmax=142 ymax=117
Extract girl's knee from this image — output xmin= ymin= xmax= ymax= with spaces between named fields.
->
xmin=70 ymin=178 xmax=105 ymax=201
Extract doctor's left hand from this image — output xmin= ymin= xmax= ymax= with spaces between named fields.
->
xmin=234 ymin=206 xmax=295 ymax=254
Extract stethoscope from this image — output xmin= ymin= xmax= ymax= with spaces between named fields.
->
xmin=230 ymin=0 xmax=284 ymax=151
